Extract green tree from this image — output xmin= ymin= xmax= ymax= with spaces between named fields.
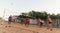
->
xmin=18 ymin=10 xmax=60 ymax=19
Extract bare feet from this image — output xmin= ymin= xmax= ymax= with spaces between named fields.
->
xmin=50 ymin=29 xmax=53 ymax=31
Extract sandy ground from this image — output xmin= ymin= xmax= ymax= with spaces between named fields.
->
xmin=0 ymin=22 xmax=60 ymax=33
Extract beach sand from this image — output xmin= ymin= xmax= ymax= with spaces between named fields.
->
xmin=0 ymin=22 xmax=60 ymax=33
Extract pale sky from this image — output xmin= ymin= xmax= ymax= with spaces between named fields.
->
xmin=0 ymin=0 xmax=60 ymax=19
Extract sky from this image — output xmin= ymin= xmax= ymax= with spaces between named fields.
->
xmin=0 ymin=0 xmax=60 ymax=19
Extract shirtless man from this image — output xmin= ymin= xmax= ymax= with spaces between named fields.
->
xmin=38 ymin=18 xmax=43 ymax=27
xmin=24 ymin=18 xmax=30 ymax=27
xmin=8 ymin=16 xmax=12 ymax=27
xmin=47 ymin=16 xmax=53 ymax=31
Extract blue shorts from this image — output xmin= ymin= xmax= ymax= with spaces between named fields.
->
xmin=9 ymin=20 xmax=12 ymax=22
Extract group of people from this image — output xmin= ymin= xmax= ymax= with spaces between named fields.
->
xmin=8 ymin=15 xmax=53 ymax=31
xmin=8 ymin=16 xmax=30 ymax=27
xmin=38 ymin=16 xmax=53 ymax=31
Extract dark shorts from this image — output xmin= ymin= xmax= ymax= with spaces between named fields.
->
xmin=49 ymin=22 xmax=52 ymax=24
xmin=25 ymin=22 xmax=29 ymax=25
xmin=38 ymin=22 xmax=43 ymax=25
xmin=9 ymin=20 xmax=12 ymax=22
xmin=40 ymin=22 xmax=43 ymax=25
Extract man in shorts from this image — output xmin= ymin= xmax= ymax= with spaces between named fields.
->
xmin=38 ymin=18 xmax=43 ymax=28
xmin=8 ymin=16 xmax=12 ymax=27
xmin=47 ymin=16 xmax=53 ymax=31
xmin=24 ymin=18 xmax=30 ymax=27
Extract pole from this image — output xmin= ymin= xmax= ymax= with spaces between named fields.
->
xmin=1 ymin=9 xmax=5 ymax=25
xmin=57 ymin=19 xmax=58 ymax=28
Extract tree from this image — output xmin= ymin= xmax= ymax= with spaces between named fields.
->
xmin=18 ymin=10 xmax=60 ymax=19
xmin=50 ymin=14 xmax=56 ymax=19
xmin=28 ymin=10 xmax=48 ymax=19
xmin=56 ymin=14 xmax=60 ymax=19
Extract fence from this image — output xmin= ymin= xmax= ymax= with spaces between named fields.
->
xmin=11 ymin=18 xmax=60 ymax=28
xmin=52 ymin=19 xmax=60 ymax=28
xmin=41 ymin=19 xmax=60 ymax=28
xmin=30 ymin=19 xmax=60 ymax=28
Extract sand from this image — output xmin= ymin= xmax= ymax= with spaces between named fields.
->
xmin=0 ymin=22 xmax=60 ymax=33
